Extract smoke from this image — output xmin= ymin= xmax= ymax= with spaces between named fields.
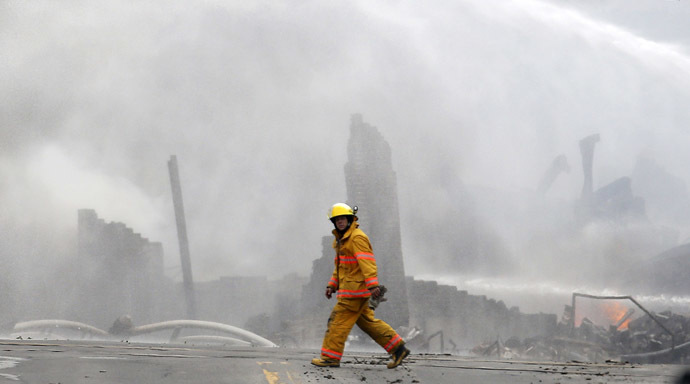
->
xmin=3 ymin=0 xmax=690 ymax=317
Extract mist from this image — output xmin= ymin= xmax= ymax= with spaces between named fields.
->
xmin=3 ymin=0 xmax=690 ymax=319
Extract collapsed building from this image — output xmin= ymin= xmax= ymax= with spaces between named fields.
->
xmin=481 ymin=132 xmax=690 ymax=363
xmin=72 ymin=209 xmax=170 ymax=328
xmin=36 ymin=115 xmax=557 ymax=353
xmin=571 ymin=134 xmax=688 ymax=293
xmin=575 ymin=133 xmax=646 ymax=224
xmin=284 ymin=121 xmax=690 ymax=361
xmin=286 ymin=114 xmax=556 ymax=352
xmin=17 ymin=116 xmax=690 ymax=364
xmin=73 ymin=209 xmax=308 ymax=335
xmin=342 ymin=113 xmax=410 ymax=328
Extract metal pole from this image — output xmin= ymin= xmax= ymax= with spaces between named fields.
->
xmin=168 ymin=155 xmax=197 ymax=319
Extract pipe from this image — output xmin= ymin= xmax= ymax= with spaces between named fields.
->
xmin=11 ymin=319 xmax=277 ymax=348
xmin=179 ymin=335 xmax=252 ymax=347
xmin=13 ymin=320 xmax=109 ymax=337
xmin=129 ymin=320 xmax=277 ymax=347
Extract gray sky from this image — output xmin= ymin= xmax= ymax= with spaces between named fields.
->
xmin=3 ymin=0 xmax=690 ymax=301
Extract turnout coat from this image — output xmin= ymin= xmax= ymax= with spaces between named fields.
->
xmin=326 ymin=219 xmax=379 ymax=299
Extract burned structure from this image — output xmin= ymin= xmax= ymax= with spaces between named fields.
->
xmin=343 ymin=114 xmax=410 ymax=328
xmin=406 ymin=277 xmax=557 ymax=353
xmin=73 ymin=209 xmax=167 ymax=328
xmin=576 ymin=133 xmax=646 ymax=223
xmin=296 ymin=114 xmax=411 ymax=340
xmin=14 ymin=122 xmax=690 ymax=364
xmin=292 ymin=115 xmax=557 ymax=352
xmin=57 ymin=208 xmax=303 ymax=339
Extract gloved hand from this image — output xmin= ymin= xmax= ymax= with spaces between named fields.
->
xmin=325 ymin=286 xmax=335 ymax=299
xmin=368 ymin=285 xmax=387 ymax=309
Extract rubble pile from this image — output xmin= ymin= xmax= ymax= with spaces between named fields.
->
xmin=619 ymin=311 xmax=690 ymax=355
xmin=471 ymin=307 xmax=690 ymax=364
xmin=470 ymin=333 xmax=610 ymax=362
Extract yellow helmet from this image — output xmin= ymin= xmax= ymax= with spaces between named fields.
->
xmin=328 ymin=203 xmax=357 ymax=220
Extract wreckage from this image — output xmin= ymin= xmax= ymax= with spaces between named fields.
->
xmin=472 ymin=292 xmax=690 ymax=364
xmin=472 ymin=133 xmax=690 ymax=364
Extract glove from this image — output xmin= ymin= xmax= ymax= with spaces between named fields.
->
xmin=368 ymin=285 xmax=388 ymax=309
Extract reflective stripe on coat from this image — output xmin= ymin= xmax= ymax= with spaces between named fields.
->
xmin=326 ymin=219 xmax=379 ymax=299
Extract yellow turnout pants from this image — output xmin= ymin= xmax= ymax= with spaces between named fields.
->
xmin=320 ymin=298 xmax=403 ymax=361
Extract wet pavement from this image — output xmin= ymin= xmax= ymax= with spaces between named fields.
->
xmin=0 ymin=339 xmax=686 ymax=383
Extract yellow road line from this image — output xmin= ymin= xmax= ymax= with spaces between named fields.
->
xmin=257 ymin=361 xmax=302 ymax=384
xmin=258 ymin=362 xmax=279 ymax=384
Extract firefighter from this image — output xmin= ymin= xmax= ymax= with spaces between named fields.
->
xmin=311 ymin=203 xmax=410 ymax=369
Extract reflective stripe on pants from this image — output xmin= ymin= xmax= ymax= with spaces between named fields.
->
xmin=320 ymin=298 xmax=403 ymax=360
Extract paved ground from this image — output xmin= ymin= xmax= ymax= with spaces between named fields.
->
xmin=0 ymin=339 xmax=687 ymax=383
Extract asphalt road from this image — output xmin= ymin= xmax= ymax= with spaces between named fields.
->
xmin=0 ymin=339 xmax=686 ymax=383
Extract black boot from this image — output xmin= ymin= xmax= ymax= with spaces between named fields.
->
xmin=387 ymin=345 xmax=410 ymax=369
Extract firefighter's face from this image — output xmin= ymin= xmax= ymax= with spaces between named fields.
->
xmin=334 ymin=216 xmax=349 ymax=231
